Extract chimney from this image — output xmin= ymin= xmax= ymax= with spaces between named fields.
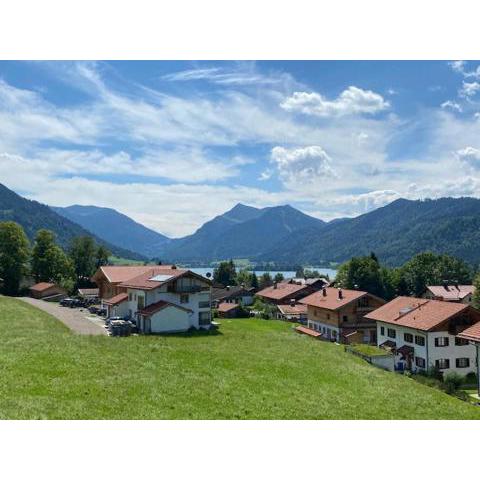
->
xmin=338 ymin=288 xmax=343 ymax=300
xmin=322 ymin=287 xmax=327 ymax=297
xmin=226 ymin=285 xmax=230 ymax=291
xmin=290 ymin=298 xmax=296 ymax=306
xmin=273 ymin=282 xmax=278 ymax=289
xmin=171 ymin=265 xmax=177 ymax=269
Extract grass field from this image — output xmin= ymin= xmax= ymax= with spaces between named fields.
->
xmin=1 ymin=295 xmax=480 ymax=419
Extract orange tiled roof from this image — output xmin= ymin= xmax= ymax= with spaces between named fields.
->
xmin=119 ymin=267 xmax=189 ymax=290
xmin=138 ymin=300 xmax=192 ymax=316
xmin=95 ymin=265 xmax=170 ymax=284
xmin=277 ymin=303 xmax=308 ymax=315
xmin=426 ymin=285 xmax=474 ymax=301
xmin=103 ymin=292 xmax=128 ymax=305
xmin=300 ymin=287 xmax=368 ymax=310
xmin=256 ymin=282 xmax=310 ymax=301
xmin=365 ymin=296 xmax=468 ymax=331
xmin=29 ymin=282 xmax=55 ymax=292
xmin=458 ymin=322 xmax=480 ymax=342
xmin=217 ymin=302 xmax=240 ymax=313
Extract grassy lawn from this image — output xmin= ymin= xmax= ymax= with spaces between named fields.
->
xmin=349 ymin=344 xmax=390 ymax=357
xmin=1 ymin=296 xmax=480 ymax=419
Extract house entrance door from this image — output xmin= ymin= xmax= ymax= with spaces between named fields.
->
xmin=144 ymin=317 xmax=151 ymax=334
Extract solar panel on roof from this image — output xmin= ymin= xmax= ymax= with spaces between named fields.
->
xmin=149 ymin=274 xmax=174 ymax=282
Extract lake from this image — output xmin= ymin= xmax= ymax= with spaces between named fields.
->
xmin=190 ymin=267 xmax=337 ymax=280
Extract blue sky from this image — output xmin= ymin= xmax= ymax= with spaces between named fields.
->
xmin=1 ymin=60 xmax=480 ymax=237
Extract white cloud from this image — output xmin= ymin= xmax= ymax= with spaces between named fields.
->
xmin=270 ymin=146 xmax=336 ymax=189
xmin=459 ymin=81 xmax=480 ymax=98
xmin=441 ymin=100 xmax=462 ymax=112
xmin=455 ymin=146 xmax=480 ymax=169
xmin=280 ymin=86 xmax=389 ymax=117
xmin=449 ymin=60 xmax=480 ymax=79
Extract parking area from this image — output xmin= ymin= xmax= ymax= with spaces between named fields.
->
xmin=20 ymin=297 xmax=108 ymax=335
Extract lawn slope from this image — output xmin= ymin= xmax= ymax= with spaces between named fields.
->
xmin=0 ymin=296 xmax=479 ymax=419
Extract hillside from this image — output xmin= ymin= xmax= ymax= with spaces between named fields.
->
xmin=162 ymin=203 xmax=325 ymax=262
xmin=0 ymin=183 xmax=144 ymax=260
xmin=2 ymin=295 xmax=479 ymax=419
xmin=52 ymin=205 xmax=170 ymax=259
xmin=261 ymin=197 xmax=480 ymax=266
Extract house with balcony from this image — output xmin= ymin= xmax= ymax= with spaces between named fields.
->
xmin=255 ymin=279 xmax=322 ymax=305
xmin=300 ymin=287 xmax=386 ymax=344
xmin=366 ymin=296 xmax=480 ymax=375
xmin=106 ymin=266 xmax=212 ymax=334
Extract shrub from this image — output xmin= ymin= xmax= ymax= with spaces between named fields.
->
xmin=465 ymin=372 xmax=478 ymax=385
xmin=444 ymin=373 xmax=464 ymax=394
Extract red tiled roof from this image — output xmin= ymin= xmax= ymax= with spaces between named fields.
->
xmin=217 ymin=302 xmax=240 ymax=313
xmin=365 ymin=296 xmax=468 ymax=331
xmin=103 ymin=292 xmax=128 ymax=306
xmin=458 ymin=322 xmax=480 ymax=342
xmin=426 ymin=285 xmax=474 ymax=301
xmin=300 ymin=287 xmax=369 ymax=311
xmin=256 ymin=282 xmax=310 ymax=301
xmin=277 ymin=303 xmax=308 ymax=315
xmin=29 ymin=282 xmax=55 ymax=292
xmin=295 ymin=325 xmax=321 ymax=337
xmin=94 ymin=265 xmax=169 ymax=284
xmin=138 ymin=300 xmax=192 ymax=316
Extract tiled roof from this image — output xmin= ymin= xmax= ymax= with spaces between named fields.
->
xmin=29 ymin=282 xmax=55 ymax=292
xmin=256 ymin=282 xmax=310 ymax=301
xmin=426 ymin=285 xmax=474 ymax=301
xmin=365 ymin=296 xmax=468 ymax=331
xmin=94 ymin=265 xmax=162 ymax=284
xmin=300 ymin=287 xmax=368 ymax=311
xmin=212 ymin=286 xmax=251 ymax=301
xmin=458 ymin=322 xmax=480 ymax=342
xmin=119 ymin=267 xmax=188 ymax=290
xmin=217 ymin=302 xmax=240 ymax=313
xmin=138 ymin=300 xmax=192 ymax=316
xmin=277 ymin=303 xmax=308 ymax=315
xmin=295 ymin=325 xmax=321 ymax=337
xmin=103 ymin=292 xmax=128 ymax=305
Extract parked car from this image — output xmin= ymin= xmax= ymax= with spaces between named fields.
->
xmin=60 ymin=298 xmax=75 ymax=307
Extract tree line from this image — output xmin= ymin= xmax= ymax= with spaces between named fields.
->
xmin=335 ymin=251 xmax=478 ymax=303
xmin=0 ymin=221 xmax=110 ymax=296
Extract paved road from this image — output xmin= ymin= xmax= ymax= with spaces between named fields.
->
xmin=20 ymin=297 xmax=108 ymax=335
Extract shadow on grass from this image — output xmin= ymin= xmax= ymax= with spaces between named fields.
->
xmin=144 ymin=327 xmax=224 ymax=339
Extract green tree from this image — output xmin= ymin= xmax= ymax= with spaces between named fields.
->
xmin=213 ymin=260 xmax=237 ymax=286
xmin=251 ymin=272 xmax=259 ymax=290
xmin=259 ymin=272 xmax=273 ymax=289
xmin=95 ymin=245 xmax=111 ymax=268
xmin=335 ymin=255 xmax=392 ymax=299
xmin=0 ymin=221 xmax=30 ymax=295
xmin=236 ymin=268 xmax=253 ymax=287
xmin=31 ymin=229 xmax=73 ymax=284
xmin=273 ymin=272 xmax=284 ymax=283
xmin=472 ymin=273 xmax=480 ymax=309
xmin=69 ymin=236 xmax=97 ymax=281
xmin=399 ymin=252 xmax=472 ymax=297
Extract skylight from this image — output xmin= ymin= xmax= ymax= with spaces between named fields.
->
xmin=149 ymin=274 xmax=174 ymax=282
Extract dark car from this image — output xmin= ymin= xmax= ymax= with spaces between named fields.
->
xmin=60 ymin=298 xmax=74 ymax=307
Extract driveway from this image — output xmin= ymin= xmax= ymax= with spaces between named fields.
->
xmin=20 ymin=297 xmax=108 ymax=335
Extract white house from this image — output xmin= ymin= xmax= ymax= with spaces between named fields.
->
xmin=108 ymin=266 xmax=212 ymax=334
xmin=365 ymin=296 xmax=480 ymax=375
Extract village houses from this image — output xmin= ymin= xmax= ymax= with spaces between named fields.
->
xmin=366 ymin=296 xmax=480 ymax=375
xmin=92 ymin=265 xmax=212 ymax=334
xmin=424 ymin=284 xmax=475 ymax=304
xmin=299 ymin=287 xmax=386 ymax=344
xmin=255 ymin=278 xmax=326 ymax=305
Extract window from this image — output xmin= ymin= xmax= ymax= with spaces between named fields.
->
xmin=455 ymin=337 xmax=469 ymax=346
xmin=199 ymin=301 xmax=210 ymax=309
xmin=435 ymin=359 xmax=450 ymax=370
xmin=456 ymin=358 xmax=470 ymax=368
xmin=415 ymin=357 xmax=426 ymax=368
xmin=137 ymin=296 xmax=145 ymax=310
xmin=435 ymin=337 xmax=449 ymax=347
xmin=199 ymin=311 xmax=210 ymax=326
xmin=415 ymin=335 xmax=425 ymax=346
xmin=332 ymin=330 xmax=337 ymax=339
xmin=380 ymin=326 xmax=385 ymax=336
xmin=342 ymin=315 xmax=348 ymax=322
xmin=180 ymin=294 xmax=189 ymax=304
xmin=404 ymin=333 xmax=413 ymax=343
xmin=387 ymin=328 xmax=396 ymax=339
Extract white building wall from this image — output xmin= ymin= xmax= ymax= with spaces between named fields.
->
xmin=307 ymin=319 xmax=340 ymax=341
xmin=376 ymin=322 xmax=477 ymax=375
xmin=150 ymin=306 xmax=191 ymax=333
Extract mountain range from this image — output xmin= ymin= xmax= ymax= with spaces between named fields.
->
xmin=3 ymin=182 xmax=480 ymax=267
xmin=0 ymin=184 xmax=144 ymax=260
xmin=52 ymin=205 xmax=170 ymax=259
